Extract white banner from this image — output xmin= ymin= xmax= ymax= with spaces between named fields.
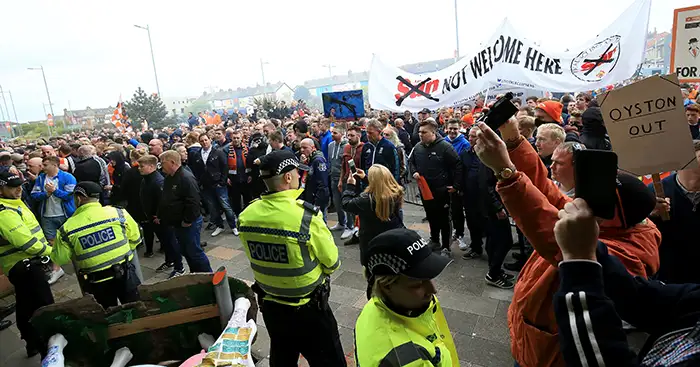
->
xmin=369 ymin=0 xmax=651 ymax=112
xmin=670 ymin=5 xmax=700 ymax=83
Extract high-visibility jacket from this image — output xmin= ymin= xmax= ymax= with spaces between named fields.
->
xmin=238 ymin=188 xmax=340 ymax=306
xmin=52 ymin=202 xmax=142 ymax=281
xmin=0 ymin=198 xmax=51 ymax=274
xmin=355 ymin=296 xmax=459 ymax=367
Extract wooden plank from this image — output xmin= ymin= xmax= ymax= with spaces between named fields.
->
xmin=107 ymin=304 xmax=219 ymax=339
xmin=651 ymin=173 xmax=670 ymax=221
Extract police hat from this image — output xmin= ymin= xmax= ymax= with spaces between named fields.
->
xmin=365 ymin=228 xmax=452 ymax=279
xmin=0 ymin=171 xmax=22 ymax=187
xmin=259 ymin=149 xmax=309 ymax=180
xmin=74 ymin=181 xmax=102 ymax=199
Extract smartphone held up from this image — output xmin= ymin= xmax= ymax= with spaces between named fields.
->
xmin=573 ymin=147 xmax=619 ymax=220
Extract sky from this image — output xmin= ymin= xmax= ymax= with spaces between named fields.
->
xmin=0 ymin=0 xmax=696 ymax=123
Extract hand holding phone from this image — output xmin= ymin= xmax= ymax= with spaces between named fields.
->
xmin=574 ymin=148 xmax=618 ymax=220
xmin=348 ymin=159 xmax=357 ymax=174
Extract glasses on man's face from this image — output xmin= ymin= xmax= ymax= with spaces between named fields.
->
xmin=383 ymin=133 xmax=391 ymax=137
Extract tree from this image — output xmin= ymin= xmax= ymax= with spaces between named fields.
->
xmin=124 ymin=87 xmax=168 ymax=130
xmin=294 ymin=86 xmax=311 ymax=101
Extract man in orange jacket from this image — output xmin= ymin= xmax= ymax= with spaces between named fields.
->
xmin=469 ymin=119 xmax=661 ymax=367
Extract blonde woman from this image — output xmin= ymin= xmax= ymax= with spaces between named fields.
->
xmin=382 ymin=126 xmax=406 ymax=182
xmin=342 ymin=164 xmax=404 ymax=265
xmin=355 ymin=228 xmax=459 ymax=366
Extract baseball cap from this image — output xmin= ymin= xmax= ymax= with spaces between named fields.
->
xmin=74 ymin=181 xmax=102 ymax=199
xmin=419 ymin=108 xmax=431 ymax=115
xmin=536 ymin=101 xmax=564 ymax=124
xmin=0 ymin=171 xmax=22 ymax=187
xmin=365 ymin=228 xmax=452 ymax=279
xmin=258 ymin=150 xmax=309 ymax=180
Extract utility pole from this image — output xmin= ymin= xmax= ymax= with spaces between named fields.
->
xmin=7 ymin=91 xmax=20 ymax=135
xmin=42 ymin=103 xmax=53 ymax=137
xmin=0 ymin=85 xmax=10 ymax=123
xmin=28 ymin=66 xmax=60 ymax=128
xmin=322 ymin=64 xmax=334 ymax=78
xmin=454 ymin=0 xmax=460 ymax=60
xmin=134 ymin=24 xmax=161 ymax=97
xmin=260 ymin=58 xmax=269 ymax=97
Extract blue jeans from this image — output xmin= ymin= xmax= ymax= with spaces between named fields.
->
xmin=41 ymin=215 xmax=67 ymax=240
xmin=331 ymin=178 xmax=350 ymax=228
xmin=203 ymin=185 xmax=237 ymax=230
xmin=173 ymin=216 xmax=212 ymax=273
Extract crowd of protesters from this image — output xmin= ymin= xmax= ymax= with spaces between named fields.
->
xmin=0 ymin=79 xmax=699 ymax=366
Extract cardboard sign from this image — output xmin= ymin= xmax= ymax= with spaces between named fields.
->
xmin=670 ymin=5 xmax=700 ymax=83
xmin=598 ymin=74 xmax=697 ymax=176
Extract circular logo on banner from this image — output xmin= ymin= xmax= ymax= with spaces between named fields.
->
xmin=570 ymin=35 xmax=621 ymax=82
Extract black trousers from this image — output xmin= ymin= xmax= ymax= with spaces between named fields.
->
xmin=228 ymin=177 xmax=252 ymax=216
xmin=7 ymin=261 xmax=54 ymax=351
xmin=86 ymin=264 xmax=140 ymax=309
xmin=463 ymin=196 xmax=487 ymax=252
xmin=423 ymin=194 xmax=452 ymax=249
xmin=450 ymin=192 xmax=467 ymax=238
xmin=485 ymin=215 xmax=514 ymax=277
xmin=261 ymin=299 xmax=346 ymax=367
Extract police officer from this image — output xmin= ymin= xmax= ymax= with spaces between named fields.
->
xmin=299 ymin=138 xmax=330 ymax=221
xmin=52 ymin=181 xmax=142 ymax=309
xmin=0 ymin=171 xmax=54 ymax=357
xmin=238 ymin=149 xmax=346 ymax=367
xmin=355 ymin=229 xmax=459 ymax=366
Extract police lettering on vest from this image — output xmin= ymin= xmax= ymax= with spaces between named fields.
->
xmin=407 ymin=238 xmax=429 ymax=255
xmin=78 ymin=227 xmax=116 ymax=250
xmin=248 ymin=241 xmax=289 ymax=264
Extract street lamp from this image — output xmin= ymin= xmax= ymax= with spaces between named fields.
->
xmin=454 ymin=0 xmax=460 ymax=60
xmin=260 ymin=58 xmax=269 ymax=97
xmin=28 ymin=66 xmax=60 ymax=133
xmin=322 ymin=64 xmax=335 ymax=78
xmin=134 ymin=24 xmax=161 ymax=97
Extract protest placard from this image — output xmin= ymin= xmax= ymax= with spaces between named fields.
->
xmin=598 ymin=74 xmax=697 ymax=176
xmin=670 ymin=5 xmax=700 ymax=83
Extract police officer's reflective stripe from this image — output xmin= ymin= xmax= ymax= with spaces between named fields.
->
xmin=248 ymin=207 xmax=319 ymax=277
xmin=65 ymin=217 xmax=121 ymax=237
xmin=0 ymin=247 xmax=19 ymax=257
xmin=378 ymin=342 xmax=439 ymax=367
xmin=74 ymin=238 xmax=128 ymax=261
xmin=238 ymin=227 xmax=310 ymax=241
xmin=259 ymin=273 xmax=324 ymax=298
xmin=29 ymin=225 xmax=41 ymax=235
xmin=326 ymin=258 xmax=340 ymax=271
xmin=0 ymin=237 xmax=47 ymax=257
xmin=80 ymin=250 xmax=133 ymax=273
xmin=115 ymin=208 xmax=140 ymax=247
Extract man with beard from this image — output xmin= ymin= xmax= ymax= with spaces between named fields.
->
xmin=22 ymin=157 xmax=43 ymax=218
xmin=340 ymin=125 xmax=364 ymax=243
xmin=410 ymin=119 xmax=461 ymax=257
xmin=361 ymin=119 xmax=400 ymax=184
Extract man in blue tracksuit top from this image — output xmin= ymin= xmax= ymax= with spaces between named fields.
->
xmin=445 ymin=119 xmax=471 ymax=249
xmin=318 ymin=118 xmax=333 ymax=161
xmin=300 ymin=138 xmax=329 ymax=221
xmin=360 ymin=119 xmax=400 ymax=184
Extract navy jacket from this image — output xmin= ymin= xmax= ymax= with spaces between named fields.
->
xmin=648 ymin=173 xmax=700 ymax=284
xmin=190 ymin=146 xmax=228 ymax=188
xmin=555 ymin=243 xmax=700 ymax=367
xmin=302 ymin=151 xmax=329 ymax=209
xmin=360 ymin=137 xmax=400 ymax=184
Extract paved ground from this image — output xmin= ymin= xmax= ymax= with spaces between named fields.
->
xmin=0 ymin=203 xmax=517 ymax=366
